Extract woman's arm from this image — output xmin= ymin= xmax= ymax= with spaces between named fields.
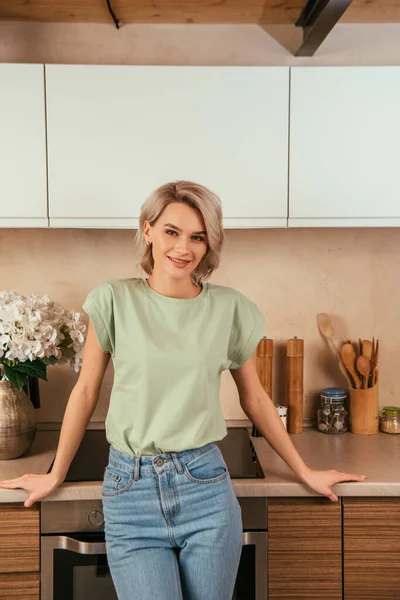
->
xmin=230 ymin=356 xmax=365 ymax=502
xmin=0 ymin=320 xmax=111 ymax=507
xmin=50 ymin=320 xmax=111 ymax=483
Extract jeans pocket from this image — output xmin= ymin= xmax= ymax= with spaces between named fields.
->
xmin=102 ymin=464 xmax=134 ymax=497
xmin=183 ymin=447 xmax=230 ymax=484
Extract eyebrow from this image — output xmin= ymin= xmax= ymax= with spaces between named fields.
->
xmin=163 ymin=223 xmax=207 ymax=236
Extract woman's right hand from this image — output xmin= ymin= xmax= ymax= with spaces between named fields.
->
xmin=0 ymin=472 xmax=63 ymax=507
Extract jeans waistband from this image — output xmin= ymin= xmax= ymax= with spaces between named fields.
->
xmin=108 ymin=441 xmax=217 ymax=481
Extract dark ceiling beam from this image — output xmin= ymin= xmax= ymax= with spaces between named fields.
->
xmin=295 ymin=0 xmax=353 ymax=57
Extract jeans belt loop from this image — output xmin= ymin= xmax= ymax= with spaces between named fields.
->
xmin=134 ymin=456 xmax=140 ymax=481
xmin=170 ymin=452 xmax=184 ymax=474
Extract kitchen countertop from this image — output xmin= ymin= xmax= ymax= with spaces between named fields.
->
xmin=1 ymin=424 xmax=399 ymax=503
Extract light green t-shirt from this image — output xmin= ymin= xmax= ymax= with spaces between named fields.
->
xmin=82 ymin=277 xmax=265 ymax=456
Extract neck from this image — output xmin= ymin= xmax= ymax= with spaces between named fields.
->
xmin=146 ymin=272 xmax=201 ymax=299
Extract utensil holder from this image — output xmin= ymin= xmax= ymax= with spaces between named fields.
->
xmin=348 ymin=383 xmax=379 ymax=435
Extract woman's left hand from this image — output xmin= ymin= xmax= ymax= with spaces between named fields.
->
xmin=301 ymin=468 xmax=366 ymax=502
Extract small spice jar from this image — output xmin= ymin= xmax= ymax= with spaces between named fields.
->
xmin=379 ymin=406 xmax=400 ymax=434
xmin=317 ymin=388 xmax=348 ymax=434
xmin=276 ymin=405 xmax=287 ymax=430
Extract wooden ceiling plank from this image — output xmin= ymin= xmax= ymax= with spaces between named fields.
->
xmin=343 ymin=0 xmax=400 ymax=23
xmin=0 ymin=0 xmax=399 ymax=24
xmin=0 ymin=0 xmax=266 ymax=24
xmin=259 ymin=0 xmax=304 ymax=25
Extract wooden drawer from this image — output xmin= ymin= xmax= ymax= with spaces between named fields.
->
xmin=0 ymin=504 xmax=39 ymax=573
xmin=0 ymin=571 xmax=39 ymax=600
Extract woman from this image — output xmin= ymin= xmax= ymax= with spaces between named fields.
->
xmin=0 ymin=181 xmax=365 ymax=600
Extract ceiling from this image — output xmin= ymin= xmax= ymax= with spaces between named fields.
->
xmin=0 ymin=0 xmax=398 ymax=25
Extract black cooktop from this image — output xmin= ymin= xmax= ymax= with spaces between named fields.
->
xmin=49 ymin=427 xmax=264 ymax=482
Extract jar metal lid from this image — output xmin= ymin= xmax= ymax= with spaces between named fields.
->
xmin=380 ymin=406 xmax=400 ymax=417
xmin=320 ymin=387 xmax=347 ymax=401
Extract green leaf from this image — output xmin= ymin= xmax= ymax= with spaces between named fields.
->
xmin=42 ymin=356 xmax=57 ymax=366
xmin=3 ymin=364 xmax=28 ymax=392
xmin=16 ymin=359 xmax=48 ymax=381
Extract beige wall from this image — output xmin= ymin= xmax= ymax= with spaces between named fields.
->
xmin=1 ymin=21 xmax=400 ymax=424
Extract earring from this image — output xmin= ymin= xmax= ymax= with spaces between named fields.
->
xmin=147 ymin=241 xmax=151 ymax=246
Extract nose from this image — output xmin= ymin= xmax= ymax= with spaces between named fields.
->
xmin=174 ymin=237 xmax=190 ymax=253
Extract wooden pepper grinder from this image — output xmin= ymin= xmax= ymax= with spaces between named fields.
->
xmin=287 ymin=337 xmax=304 ymax=433
xmin=252 ymin=337 xmax=273 ymax=437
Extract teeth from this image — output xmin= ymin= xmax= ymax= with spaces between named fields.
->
xmin=169 ymin=257 xmax=188 ymax=264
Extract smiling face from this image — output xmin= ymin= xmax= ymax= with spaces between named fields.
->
xmin=144 ymin=202 xmax=208 ymax=283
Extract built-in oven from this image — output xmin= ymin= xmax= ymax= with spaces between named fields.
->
xmin=41 ymin=427 xmax=268 ymax=599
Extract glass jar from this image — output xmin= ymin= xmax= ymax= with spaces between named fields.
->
xmin=317 ymin=387 xmax=348 ymax=434
xmin=276 ymin=405 xmax=287 ymax=430
xmin=379 ymin=406 xmax=400 ymax=434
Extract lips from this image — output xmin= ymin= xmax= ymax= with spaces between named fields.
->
xmin=167 ymin=256 xmax=191 ymax=264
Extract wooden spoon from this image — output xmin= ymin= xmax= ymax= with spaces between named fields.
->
xmin=357 ymin=354 xmax=371 ymax=389
xmin=316 ymin=313 xmax=353 ymax=387
xmin=341 ymin=342 xmax=361 ymax=389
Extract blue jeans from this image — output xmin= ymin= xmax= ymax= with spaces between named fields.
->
xmin=102 ymin=441 xmax=243 ymax=600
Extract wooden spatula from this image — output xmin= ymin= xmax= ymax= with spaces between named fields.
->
xmin=316 ymin=313 xmax=353 ymax=387
xmin=371 ymin=339 xmax=379 ymax=385
xmin=362 ymin=340 xmax=373 ymax=361
xmin=341 ymin=342 xmax=362 ymax=389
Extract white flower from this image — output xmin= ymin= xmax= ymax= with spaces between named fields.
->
xmin=0 ymin=290 xmax=87 ymax=376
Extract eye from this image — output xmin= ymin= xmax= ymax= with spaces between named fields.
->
xmin=165 ymin=230 xmax=205 ymax=242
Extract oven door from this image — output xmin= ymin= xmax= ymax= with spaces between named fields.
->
xmin=234 ymin=531 xmax=268 ymax=600
xmin=41 ymin=531 xmax=267 ymax=600
xmin=41 ymin=533 xmax=116 ymax=600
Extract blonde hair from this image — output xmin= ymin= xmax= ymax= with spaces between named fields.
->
xmin=134 ymin=181 xmax=225 ymax=286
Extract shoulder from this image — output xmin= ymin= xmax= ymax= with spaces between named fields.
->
xmin=208 ymin=282 xmax=259 ymax=310
xmin=83 ymin=278 xmax=137 ymax=307
xmin=87 ymin=277 xmax=139 ymax=295
xmin=85 ymin=278 xmax=117 ymax=299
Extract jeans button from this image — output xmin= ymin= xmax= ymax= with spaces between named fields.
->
xmin=156 ymin=458 xmax=164 ymax=467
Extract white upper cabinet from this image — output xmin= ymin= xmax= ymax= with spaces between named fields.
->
xmin=0 ymin=64 xmax=47 ymax=227
xmin=45 ymin=65 xmax=289 ymax=228
xmin=289 ymin=67 xmax=400 ymax=227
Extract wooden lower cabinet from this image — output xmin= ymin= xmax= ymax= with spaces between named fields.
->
xmin=343 ymin=498 xmax=400 ymax=600
xmin=0 ymin=503 xmax=40 ymax=600
xmin=267 ymin=498 xmax=342 ymax=600
xmin=0 ymin=572 xmax=40 ymax=600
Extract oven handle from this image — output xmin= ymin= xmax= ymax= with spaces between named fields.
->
xmin=54 ymin=535 xmax=106 ymax=555
xmin=50 ymin=532 xmax=261 ymax=555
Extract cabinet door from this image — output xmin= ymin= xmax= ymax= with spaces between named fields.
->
xmin=0 ymin=504 xmax=39 ymax=573
xmin=268 ymin=498 xmax=342 ymax=599
xmin=343 ymin=498 xmax=400 ymax=599
xmin=0 ymin=64 xmax=47 ymax=227
xmin=0 ymin=572 xmax=39 ymax=600
xmin=45 ymin=65 xmax=289 ymax=228
xmin=289 ymin=66 xmax=400 ymax=227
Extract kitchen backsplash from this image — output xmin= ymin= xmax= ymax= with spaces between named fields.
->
xmin=0 ymin=226 xmax=398 ymax=423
